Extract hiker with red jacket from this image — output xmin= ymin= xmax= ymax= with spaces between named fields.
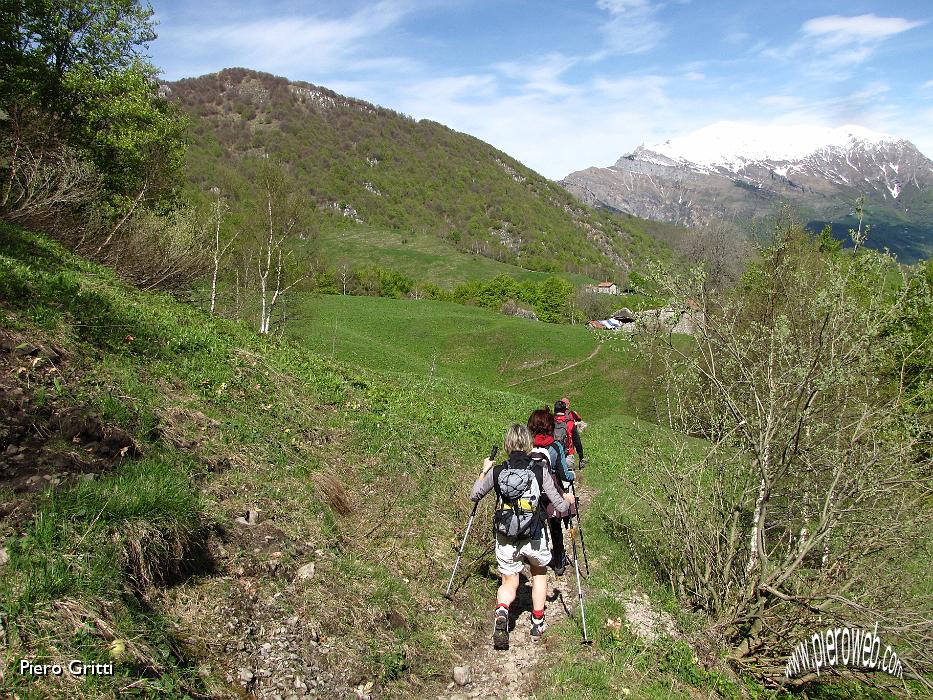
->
xmin=470 ymin=424 xmax=575 ymax=650
xmin=527 ymin=407 xmax=576 ymax=576
xmin=554 ymin=399 xmax=586 ymax=469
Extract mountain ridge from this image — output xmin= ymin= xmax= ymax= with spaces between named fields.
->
xmin=562 ymin=121 xmax=933 ymax=262
xmin=167 ymin=68 xmax=678 ymax=284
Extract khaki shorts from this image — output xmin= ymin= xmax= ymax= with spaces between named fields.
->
xmin=495 ymin=528 xmax=552 ymax=576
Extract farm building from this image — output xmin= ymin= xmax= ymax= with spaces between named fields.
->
xmin=584 ymin=281 xmax=619 ymax=295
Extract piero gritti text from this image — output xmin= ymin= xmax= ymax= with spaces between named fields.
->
xmin=19 ymin=659 xmax=114 ymax=677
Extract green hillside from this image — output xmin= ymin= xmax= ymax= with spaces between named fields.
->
xmin=0 ymin=223 xmax=685 ymax=699
xmin=169 ymin=68 xmax=671 ymax=285
xmin=315 ymin=227 xmax=595 ymax=288
xmin=288 ymin=293 xmax=649 ymax=420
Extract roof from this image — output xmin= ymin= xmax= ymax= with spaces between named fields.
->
xmin=597 ymin=281 xmax=616 ymax=288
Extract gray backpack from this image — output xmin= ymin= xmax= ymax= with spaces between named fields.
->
xmin=492 ymin=459 xmax=545 ymax=538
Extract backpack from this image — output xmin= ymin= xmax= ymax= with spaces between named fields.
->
xmin=532 ymin=443 xmax=573 ymax=484
xmin=493 ymin=459 xmax=545 ymax=539
xmin=554 ymin=414 xmax=574 ymax=454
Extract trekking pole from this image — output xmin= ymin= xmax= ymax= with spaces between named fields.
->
xmin=444 ymin=445 xmax=498 ymax=599
xmin=569 ymin=481 xmax=590 ymax=576
xmin=569 ymin=515 xmax=591 ymax=645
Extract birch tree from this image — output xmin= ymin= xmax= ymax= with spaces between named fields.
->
xmin=208 ymin=187 xmax=237 ymax=314
xmin=252 ymin=158 xmax=308 ymax=335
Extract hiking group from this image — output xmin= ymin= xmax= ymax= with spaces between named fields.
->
xmin=465 ymin=398 xmax=587 ymax=651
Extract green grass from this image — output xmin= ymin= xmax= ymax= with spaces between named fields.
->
xmin=287 ymin=292 xmax=653 ymax=420
xmin=316 ymin=225 xmax=596 ymax=288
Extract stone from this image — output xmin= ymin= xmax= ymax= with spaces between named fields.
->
xmin=247 ymin=508 xmax=261 ymax=525
xmin=453 ymin=665 xmax=472 ymax=686
xmin=0 ymin=548 xmax=9 ymax=567
xmin=295 ymin=562 xmax=315 ymax=581
xmin=238 ymin=668 xmax=254 ymax=683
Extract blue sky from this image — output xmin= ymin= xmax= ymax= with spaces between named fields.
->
xmin=148 ymin=0 xmax=933 ymax=179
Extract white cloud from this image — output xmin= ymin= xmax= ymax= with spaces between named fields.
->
xmin=390 ymin=70 xmax=694 ymax=178
xmin=759 ymin=95 xmax=804 ymax=110
xmin=592 ymin=75 xmax=670 ymax=103
xmin=765 ymin=13 xmax=926 ymax=71
xmin=724 ymin=31 xmax=749 ymax=45
xmin=595 ymin=0 xmax=668 ymax=55
xmin=684 ymin=71 xmax=705 ymax=81
xmin=749 ymin=84 xmax=898 ymax=136
xmin=494 ymin=54 xmax=581 ymax=97
xmin=801 ymin=14 xmax=925 ymax=45
xmin=168 ymin=1 xmax=414 ymax=77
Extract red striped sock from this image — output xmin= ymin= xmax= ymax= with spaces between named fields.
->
xmin=532 ymin=609 xmax=545 ymax=620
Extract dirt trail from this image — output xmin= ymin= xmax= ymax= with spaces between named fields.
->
xmin=506 ymin=344 xmax=602 ymax=387
xmin=437 ymin=498 xmax=591 ymax=700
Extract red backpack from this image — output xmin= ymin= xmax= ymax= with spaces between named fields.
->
xmin=553 ymin=414 xmax=575 ymax=455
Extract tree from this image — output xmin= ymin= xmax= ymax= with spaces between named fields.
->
xmin=1 ymin=0 xmax=157 ymax=113
xmin=246 ymin=158 xmax=309 ymax=335
xmin=1 ymin=0 xmax=186 ymax=233
xmin=207 ymin=187 xmax=236 ymax=314
xmin=533 ymin=276 xmax=574 ymax=323
xmin=628 ymin=215 xmax=932 ymax=688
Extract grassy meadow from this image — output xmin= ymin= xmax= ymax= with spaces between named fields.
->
xmin=287 ymin=292 xmax=652 ymax=420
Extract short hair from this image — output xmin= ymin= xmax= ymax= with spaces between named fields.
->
xmin=527 ymin=407 xmax=554 ymax=436
xmin=553 ymin=400 xmax=567 ymax=415
xmin=504 ymin=423 xmax=533 ymax=453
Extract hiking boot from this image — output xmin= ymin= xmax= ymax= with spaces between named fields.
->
xmin=530 ymin=617 xmax=546 ymax=639
xmin=492 ymin=610 xmax=509 ymax=650
xmin=553 ymin=554 xmax=568 ymax=577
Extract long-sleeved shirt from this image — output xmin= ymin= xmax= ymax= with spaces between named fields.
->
xmin=470 ymin=453 xmax=571 ymax=516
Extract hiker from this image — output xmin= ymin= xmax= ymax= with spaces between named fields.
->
xmin=470 ymin=423 xmax=575 ymax=650
xmin=561 ymin=396 xmax=588 ymax=433
xmin=528 ymin=407 xmax=576 ymax=576
xmin=554 ymin=399 xmax=585 ymax=469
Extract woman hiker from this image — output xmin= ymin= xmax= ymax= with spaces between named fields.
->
xmin=470 ymin=423 xmax=575 ymax=650
xmin=528 ymin=407 xmax=576 ymax=576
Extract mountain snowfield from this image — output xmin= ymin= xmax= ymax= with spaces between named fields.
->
xmin=639 ymin=122 xmax=905 ymax=174
xmin=561 ymin=121 xmax=933 ymax=262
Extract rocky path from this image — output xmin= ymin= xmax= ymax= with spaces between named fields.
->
xmin=437 ymin=569 xmax=580 ymax=700
xmin=437 ymin=504 xmax=591 ymax=700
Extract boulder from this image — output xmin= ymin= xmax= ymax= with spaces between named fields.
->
xmin=453 ymin=665 xmax=472 ymax=686
xmin=295 ymin=562 xmax=315 ymax=581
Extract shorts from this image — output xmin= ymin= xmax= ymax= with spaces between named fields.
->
xmin=495 ymin=528 xmax=552 ymax=576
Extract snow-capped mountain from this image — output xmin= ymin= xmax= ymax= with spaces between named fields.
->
xmin=561 ymin=122 xmax=933 ymax=262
